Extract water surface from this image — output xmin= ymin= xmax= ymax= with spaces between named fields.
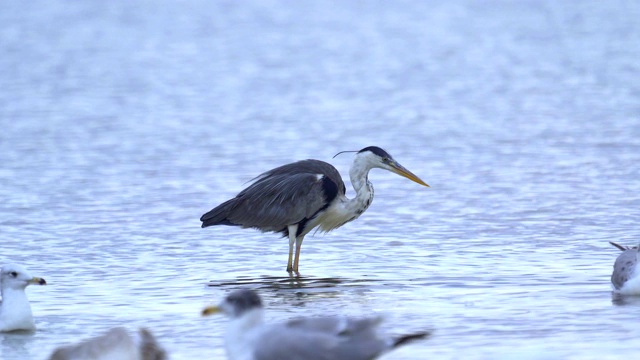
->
xmin=1 ymin=1 xmax=640 ymax=359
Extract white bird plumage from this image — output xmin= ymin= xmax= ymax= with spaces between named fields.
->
xmin=0 ymin=263 xmax=47 ymax=332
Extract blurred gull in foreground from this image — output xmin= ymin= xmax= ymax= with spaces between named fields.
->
xmin=0 ymin=264 xmax=47 ymax=332
xmin=48 ymin=327 xmax=167 ymax=360
xmin=202 ymin=289 xmax=430 ymax=360
xmin=610 ymin=241 xmax=640 ymax=295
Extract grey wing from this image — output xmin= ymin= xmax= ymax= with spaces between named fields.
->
xmin=48 ymin=327 xmax=137 ymax=360
xmin=253 ymin=320 xmax=388 ymax=360
xmin=612 ymin=250 xmax=639 ymax=289
xmin=285 ymin=315 xmax=383 ymax=337
xmin=226 ymin=172 xmax=328 ymax=231
xmin=252 ymin=159 xmax=345 ymax=195
xmin=48 ymin=328 xmax=166 ymax=360
xmin=227 ymin=159 xmax=345 ymax=230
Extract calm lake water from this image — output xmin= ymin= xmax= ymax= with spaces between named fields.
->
xmin=1 ymin=0 xmax=640 ymax=359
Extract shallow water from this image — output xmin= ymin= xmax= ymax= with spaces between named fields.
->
xmin=1 ymin=0 xmax=640 ymax=359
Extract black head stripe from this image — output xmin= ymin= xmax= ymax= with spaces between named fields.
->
xmin=357 ymin=146 xmax=391 ymax=158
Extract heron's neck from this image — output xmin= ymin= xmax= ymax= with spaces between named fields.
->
xmin=347 ymin=158 xmax=374 ymax=213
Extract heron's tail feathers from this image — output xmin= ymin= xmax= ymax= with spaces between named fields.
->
xmin=200 ymin=199 xmax=238 ymax=228
xmin=392 ymin=331 xmax=431 ymax=348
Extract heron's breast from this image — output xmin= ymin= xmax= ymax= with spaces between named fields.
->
xmin=311 ymin=201 xmax=358 ymax=233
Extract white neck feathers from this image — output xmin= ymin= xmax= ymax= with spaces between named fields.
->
xmin=225 ymin=309 xmax=265 ymax=360
xmin=0 ymin=287 xmax=35 ymax=331
xmin=309 ymin=152 xmax=379 ymax=234
xmin=346 ymin=153 xmax=377 ymax=214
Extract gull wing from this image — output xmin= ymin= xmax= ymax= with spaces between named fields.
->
xmin=253 ymin=316 xmax=388 ymax=360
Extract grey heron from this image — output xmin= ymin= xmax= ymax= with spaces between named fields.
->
xmin=200 ymin=146 xmax=429 ymax=273
xmin=0 ymin=264 xmax=47 ymax=332
xmin=610 ymin=242 xmax=640 ymax=295
xmin=201 ymin=289 xmax=430 ymax=360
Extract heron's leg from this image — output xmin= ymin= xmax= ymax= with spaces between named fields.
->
xmin=293 ymin=236 xmax=304 ymax=273
xmin=286 ymin=224 xmax=298 ymax=272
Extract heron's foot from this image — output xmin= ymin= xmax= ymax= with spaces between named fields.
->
xmin=286 ymin=267 xmax=301 ymax=276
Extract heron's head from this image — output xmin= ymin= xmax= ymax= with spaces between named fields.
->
xmin=356 ymin=146 xmax=429 ymax=187
xmin=1 ymin=264 xmax=47 ymax=291
xmin=202 ymin=289 xmax=263 ymax=318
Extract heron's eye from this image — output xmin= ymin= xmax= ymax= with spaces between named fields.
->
xmin=9 ymin=271 xmax=18 ymax=277
xmin=382 ymin=157 xmax=390 ymax=163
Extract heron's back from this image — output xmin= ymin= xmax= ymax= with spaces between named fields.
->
xmin=200 ymin=159 xmax=346 ymax=233
xmin=251 ymin=159 xmax=345 ymax=193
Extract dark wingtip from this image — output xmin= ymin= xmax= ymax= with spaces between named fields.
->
xmin=392 ymin=331 xmax=431 ymax=348
xmin=38 ymin=278 xmax=47 ymax=285
xmin=200 ymin=218 xmax=214 ymax=228
xmin=609 ymin=241 xmax=626 ymax=251
xmin=201 ymin=217 xmax=237 ymax=228
xmin=609 ymin=241 xmax=636 ymax=251
xmin=200 ymin=211 xmax=214 ymax=227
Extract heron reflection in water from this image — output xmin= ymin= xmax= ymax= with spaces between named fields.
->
xmin=200 ymin=146 xmax=429 ymax=273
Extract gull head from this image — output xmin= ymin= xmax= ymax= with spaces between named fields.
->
xmin=0 ymin=264 xmax=46 ymax=332
xmin=1 ymin=264 xmax=47 ymax=291
xmin=202 ymin=289 xmax=263 ymax=318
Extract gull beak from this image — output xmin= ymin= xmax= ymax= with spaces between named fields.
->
xmin=389 ymin=161 xmax=430 ymax=187
xmin=29 ymin=277 xmax=47 ymax=285
xmin=202 ymin=305 xmax=221 ymax=317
